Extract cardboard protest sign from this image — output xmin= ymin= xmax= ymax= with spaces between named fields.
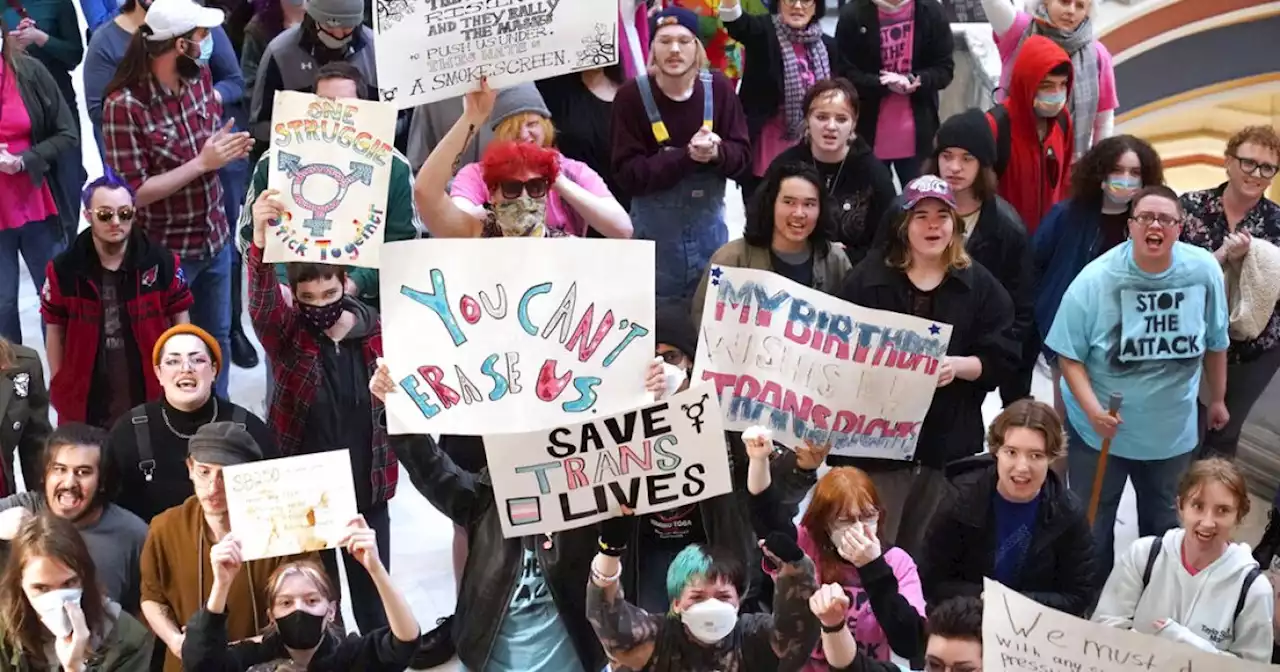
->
xmin=224 ymin=451 xmax=359 ymax=561
xmin=693 ymin=266 xmax=952 ymax=461
xmin=482 ymin=384 xmax=730 ymax=538
xmin=381 ymin=238 xmax=655 ymax=435
xmin=983 ymin=579 xmax=1274 ymax=671
xmin=265 ymin=91 xmax=396 ymax=267
xmin=373 ymin=0 xmax=619 ymax=108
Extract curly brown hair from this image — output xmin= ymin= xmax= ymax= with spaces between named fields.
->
xmin=1226 ymin=125 xmax=1280 ymax=161
xmin=1068 ymin=135 xmax=1164 ymax=207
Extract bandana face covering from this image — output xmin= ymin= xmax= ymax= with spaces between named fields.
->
xmin=492 ymin=196 xmax=548 ymax=237
xmin=298 ymin=299 xmax=344 ymax=331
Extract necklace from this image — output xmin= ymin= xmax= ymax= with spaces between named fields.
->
xmin=161 ymin=396 xmax=219 ymax=439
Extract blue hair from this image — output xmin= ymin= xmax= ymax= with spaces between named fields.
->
xmin=665 ymin=544 xmax=746 ymax=605
xmin=80 ymin=174 xmax=135 ymax=209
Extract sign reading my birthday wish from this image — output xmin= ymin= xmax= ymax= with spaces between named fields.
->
xmin=265 ymin=91 xmax=396 ymax=267
xmin=380 ymin=238 xmax=655 ymax=435
xmin=694 ymin=266 xmax=953 ymax=461
xmin=372 ymin=0 xmax=618 ymax=108
xmin=483 ymin=384 xmax=730 ymax=538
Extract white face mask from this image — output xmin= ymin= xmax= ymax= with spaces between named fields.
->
xmin=30 ymin=588 xmax=82 ymax=638
xmin=661 ymin=361 xmax=687 ymax=398
xmin=681 ymin=598 xmax=738 ymax=644
xmin=828 ymin=521 xmax=855 ymax=544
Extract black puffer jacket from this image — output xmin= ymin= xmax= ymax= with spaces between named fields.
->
xmin=389 ymin=434 xmax=605 ymax=671
xmin=920 ymin=454 xmax=1100 ymax=616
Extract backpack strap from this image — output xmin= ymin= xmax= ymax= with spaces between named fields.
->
xmin=231 ymin=404 xmax=248 ymax=431
xmin=1235 ymin=567 xmax=1264 ymax=624
xmin=130 ymin=406 xmax=155 ymax=483
xmin=989 ymin=106 xmax=1012 ymax=178
xmin=1142 ymin=536 xmax=1162 ymax=589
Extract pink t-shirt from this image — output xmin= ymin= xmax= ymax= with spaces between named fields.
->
xmin=450 ymin=154 xmax=611 ymax=238
xmin=874 ymin=3 xmax=917 ymax=161
xmin=753 ymin=43 xmax=815 ymax=176
xmin=0 ymin=66 xmax=57 ymax=231
xmin=995 ymin=11 xmax=1119 ymax=115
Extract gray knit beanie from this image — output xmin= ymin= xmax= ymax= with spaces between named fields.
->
xmin=306 ymin=0 xmax=363 ymax=29
xmin=490 ymin=83 xmax=552 ymax=132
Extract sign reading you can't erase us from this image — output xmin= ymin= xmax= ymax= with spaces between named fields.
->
xmin=982 ymin=579 xmax=1274 ymax=672
xmin=482 ymin=384 xmax=731 ymax=538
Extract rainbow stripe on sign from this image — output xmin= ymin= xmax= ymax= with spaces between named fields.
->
xmin=507 ymin=497 xmax=542 ymax=526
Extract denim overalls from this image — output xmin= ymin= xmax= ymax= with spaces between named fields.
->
xmin=629 ymin=70 xmax=729 ymax=303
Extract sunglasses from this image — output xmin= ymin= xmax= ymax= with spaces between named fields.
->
xmin=498 ymin=178 xmax=550 ymax=200
xmin=93 ymin=206 xmax=135 ymax=223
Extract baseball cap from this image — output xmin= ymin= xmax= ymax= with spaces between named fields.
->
xmin=902 ymin=175 xmax=958 ymax=210
xmin=145 ymin=0 xmax=224 ymax=42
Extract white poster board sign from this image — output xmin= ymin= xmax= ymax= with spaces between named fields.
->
xmin=265 ymin=91 xmax=397 ymax=267
xmin=482 ymin=384 xmax=730 ymax=538
xmin=381 ymin=238 xmax=655 ymax=435
xmin=983 ymin=579 xmax=1275 ymax=671
xmin=373 ymin=0 xmax=619 ymax=108
xmin=223 ymin=451 xmax=359 ymax=561
xmin=693 ymin=266 xmax=953 ymax=461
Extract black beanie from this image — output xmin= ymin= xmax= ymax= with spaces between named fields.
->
xmin=934 ymin=109 xmax=997 ymax=168
xmin=655 ymin=302 xmax=697 ymax=361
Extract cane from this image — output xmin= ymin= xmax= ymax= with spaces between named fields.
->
xmin=1086 ymin=392 xmax=1124 ymax=526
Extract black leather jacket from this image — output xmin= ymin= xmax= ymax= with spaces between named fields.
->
xmin=390 ymin=434 xmax=605 ymax=671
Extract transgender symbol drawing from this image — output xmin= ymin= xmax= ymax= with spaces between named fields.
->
xmin=278 ymin=152 xmax=374 ymax=236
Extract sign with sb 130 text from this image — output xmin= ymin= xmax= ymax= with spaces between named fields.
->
xmin=380 ymin=238 xmax=655 ymax=435
xmin=693 ymin=266 xmax=952 ymax=461
xmin=223 ymin=451 xmax=360 ymax=561
xmin=266 ymin=91 xmax=396 ymax=267
xmin=373 ymin=0 xmax=619 ymax=108
xmin=482 ymin=384 xmax=731 ymax=538
xmin=983 ymin=579 xmax=1273 ymax=672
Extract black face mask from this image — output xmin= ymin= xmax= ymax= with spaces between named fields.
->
xmin=275 ymin=609 xmax=326 ymax=649
xmin=176 ymin=45 xmax=201 ymax=80
xmin=297 ymin=298 xmax=344 ymax=331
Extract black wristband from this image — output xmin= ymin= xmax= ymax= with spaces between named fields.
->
xmin=821 ymin=620 xmax=847 ymax=634
xmin=598 ymin=539 xmax=626 ymax=557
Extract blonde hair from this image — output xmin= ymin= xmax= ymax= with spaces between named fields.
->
xmin=493 ymin=112 xmax=557 ymax=147
xmin=646 ymin=37 xmax=710 ymax=77
xmin=267 ymin=560 xmax=335 ymax=605
xmin=885 ymin=204 xmax=972 ymax=272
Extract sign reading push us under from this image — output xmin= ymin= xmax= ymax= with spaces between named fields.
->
xmin=380 ymin=238 xmax=656 ymax=435
xmin=482 ymin=384 xmax=731 ymax=538
xmin=372 ymin=0 xmax=619 ymax=108
xmin=694 ymin=266 xmax=953 ymax=461
xmin=265 ymin=91 xmax=396 ymax=267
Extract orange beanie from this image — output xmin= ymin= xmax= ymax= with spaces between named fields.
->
xmin=152 ymin=324 xmax=222 ymax=370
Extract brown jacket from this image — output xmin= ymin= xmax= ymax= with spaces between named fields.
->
xmin=692 ymin=238 xmax=853 ymax=327
xmin=140 ymin=496 xmax=313 ymax=672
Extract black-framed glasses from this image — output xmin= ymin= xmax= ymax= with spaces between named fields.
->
xmin=93 ymin=206 xmax=135 ymax=223
xmin=1231 ymin=154 xmax=1279 ymax=179
xmin=498 ymin=178 xmax=550 ymax=200
xmin=1130 ymin=212 xmax=1183 ymax=228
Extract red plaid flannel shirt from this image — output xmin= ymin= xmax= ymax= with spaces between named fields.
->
xmin=102 ymin=69 xmax=228 ymax=260
xmin=244 ymin=244 xmax=398 ymax=505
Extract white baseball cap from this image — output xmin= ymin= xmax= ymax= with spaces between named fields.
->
xmin=144 ymin=0 xmax=224 ymax=41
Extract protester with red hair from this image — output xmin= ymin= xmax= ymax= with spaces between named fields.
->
xmin=416 ymin=80 xmax=631 ymax=238
xmin=748 ymin=438 xmax=927 ymax=669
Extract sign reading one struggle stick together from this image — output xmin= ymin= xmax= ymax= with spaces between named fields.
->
xmin=483 ymin=384 xmax=731 ymax=538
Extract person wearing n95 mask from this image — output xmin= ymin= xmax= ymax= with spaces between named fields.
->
xmin=587 ymin=517 xmax=822 ymax=671
xmin=0 ymin=514 xmax=153 ymax=670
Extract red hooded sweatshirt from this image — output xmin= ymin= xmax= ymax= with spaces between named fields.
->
xmin=988 ymin=35 xmax=1074 ymax=234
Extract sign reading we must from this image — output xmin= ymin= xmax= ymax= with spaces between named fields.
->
xmin=484 ymin=384 xmax=730 ymax=537
xmin=266 ymin=91 xmax=397 ymax=267
xmin=373 ymin=0 xmax=618 ymax=108
xmin=983 ymin=579 xmax=1273 ymax=671
xmin=381 ymin=238 xmax=655 ymax=435
xmin=694 ymin=267 xmax=953 ymax=461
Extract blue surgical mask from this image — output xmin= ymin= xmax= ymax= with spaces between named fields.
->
xmin=1033 ymin=90 xmax=1067 ymax=118
xmin=196 ymin=34 xmax=213 ymax=65
xmin=1103 ymin=174 xmax=1141 ymax=203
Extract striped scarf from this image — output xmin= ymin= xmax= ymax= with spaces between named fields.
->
xmin=1017 ymin=6 xmax=1099 ymax=156
xmin=772 ymin=14 xmax=830 ymax=141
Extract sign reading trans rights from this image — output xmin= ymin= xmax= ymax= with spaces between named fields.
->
xmin=372 ymin=0 xmax=619 ymax=108
xmin=483 ymin=384 xmax=731 ymax=538
xmin=693 ymin=267 xmax=953 ymax=461
xmin=265 ymin=91 xmax=396 ymax=267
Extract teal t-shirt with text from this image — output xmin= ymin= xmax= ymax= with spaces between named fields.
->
xmin=484 ymin=547 xmax=584 ymax=672
xmin=1044 ymin=241 xmax=1228 ymax=460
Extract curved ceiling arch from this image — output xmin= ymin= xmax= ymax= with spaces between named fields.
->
xmin=1101 ymin=0 xmax=1280 ymax=63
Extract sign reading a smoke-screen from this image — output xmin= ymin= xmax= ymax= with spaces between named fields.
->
xmin=483 ymin=384 xmax=731 ymax=538
xmin=373 ymin=0 xmax=619 ymax=109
